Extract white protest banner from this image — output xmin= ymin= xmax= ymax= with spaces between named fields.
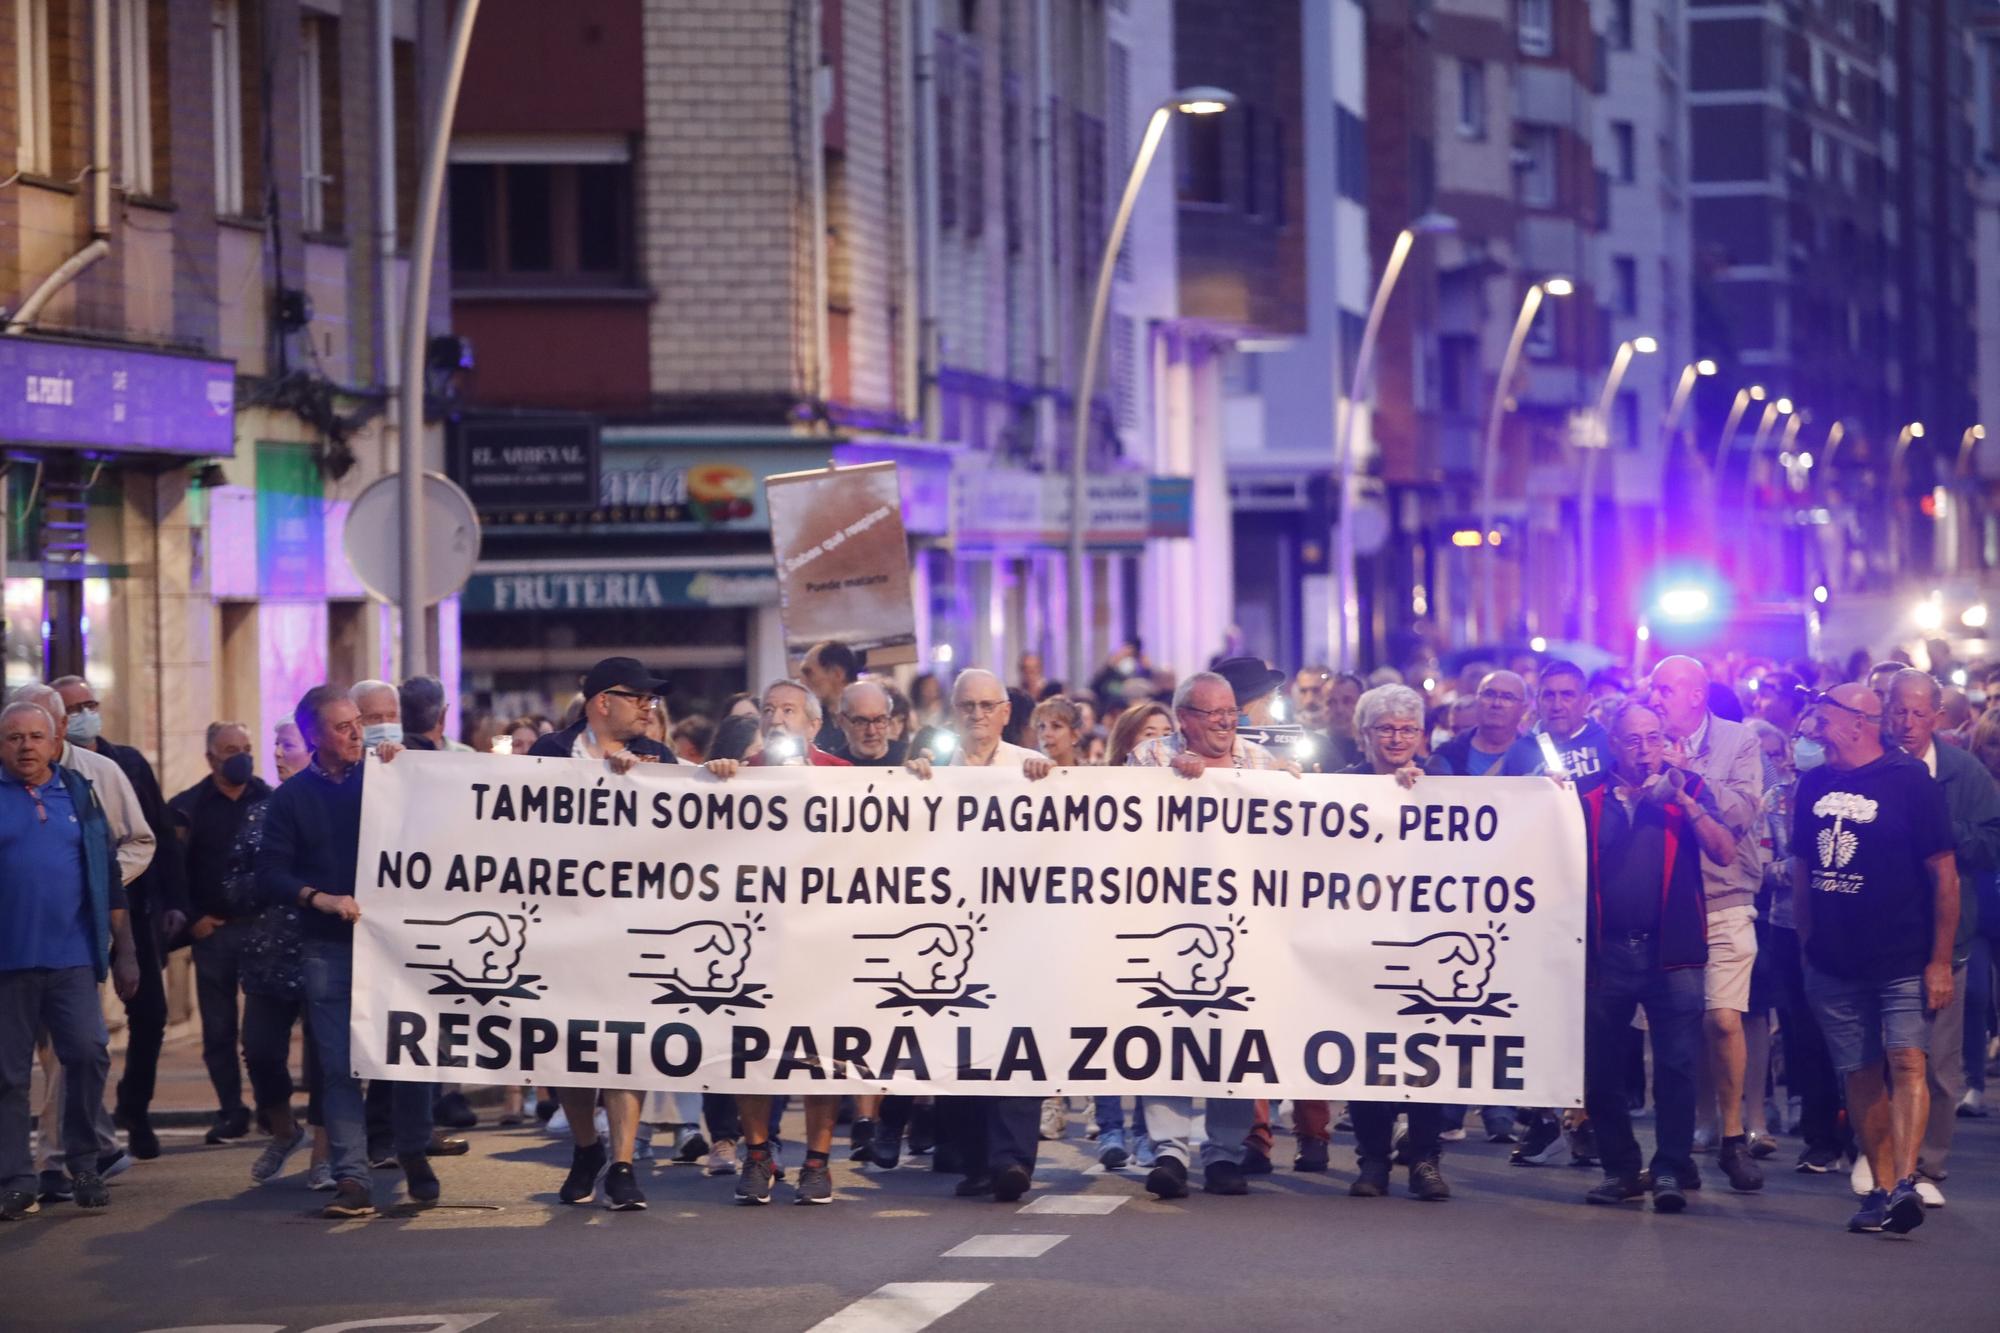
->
xmin=351 ymin=752 xmax=1587 ymax=1105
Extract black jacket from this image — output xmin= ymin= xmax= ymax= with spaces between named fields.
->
xmin=528 ymin=721 xmax=676 ymax=763
xmin=95 ymin=736 xmax=190 ymax=926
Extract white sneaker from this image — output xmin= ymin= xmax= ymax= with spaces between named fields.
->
xmin=1850 ymin=1153 xmax=1874 ymax=1198
xmin=706 ymin=1138 xmax=739 ymax=1176
xmin=546 ymin=1107 xmax=570 ymax=1137
xmin=1914 ymin=1178 xmax=1946 ymax=1208
xmin=1039 ymin=1098 xmax=1066 ymax=1140
xmin=1956 ymin=1088 xmax=1988 ymax=1118
xmin=1439 ymin=1127 xmax=1467 ymax=1142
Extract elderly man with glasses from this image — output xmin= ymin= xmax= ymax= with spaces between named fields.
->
xmin=835 ymin=681 xmax=907 ymax=768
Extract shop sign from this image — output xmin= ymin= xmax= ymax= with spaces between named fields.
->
xmin=0 ymin=337 xmax=233 ymax=456
xmin=476 ymin=435 xmax=837 ymax=533
xmin=461 ymin=567 xmax=779 ymax=613
xmin=451 ymin=415 xmax=599 ymax=511
xmin=952 ymin=470 xmax=1195 ymax=549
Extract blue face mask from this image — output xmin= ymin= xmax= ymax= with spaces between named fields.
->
xmin=1792 ymin=737 xmax=1827 ymax=771
xmin=362 ymin=722 xmax=404 ymax=749
xmin=66 ymin=710 xmax=102 ymax=745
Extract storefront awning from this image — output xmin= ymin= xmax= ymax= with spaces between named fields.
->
xmin=0 ymin=336 xmax=234 ymax=457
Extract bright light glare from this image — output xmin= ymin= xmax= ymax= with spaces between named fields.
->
xmin=1696 ymin=359 xmax=1718 ymax=376
xmin=1750 ymin=385 xmax=1767 ymax=400
xmin=1909 ymin=422 xmax=1926 ymax=439
xmin=1176 ymin=99 xmax=1229 ymax=115
xmin=932 ymin=643 xmax=955 ymax=664
xmin=1633 ymin=336 xmax=1659 ymax=354
xmin=1775 ymin=397 xmax=1795 ymax=415
xmin=1529 ymin=636 xmax=1548 ymax=653
xmin=1798 ymin=451 xmax=1814 ymax=470
xmin=930 ymin=731 xmax=958 ymax=755
xmin=1657 ymin=587 xmax=1712 ymax=619
xmin=1272 ymin=698 xmax=1289 ymax=722
xmin=1913 ymin=600 xmax=1946 ymax=632
xmin=1952 ymin=668 xmax=1969 ymax=686
xmin=1963 ymin=603 xmax=1990 ymax=629
xmin=1542 ymin=277 xmax=1575 ymax=296
xmin=1636 ymin=625 xmax=1652 ymax=642
xmin=1450 ymin=529 xmax=1484 ymax=548
xmin=1812 ymin=584 xmax=1829 ymax=604
xmin=1487 ymin=531 xmax=1504 ymax=546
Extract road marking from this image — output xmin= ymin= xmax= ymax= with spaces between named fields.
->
xmin=941 ymin=1233 xmax=1068 ymax=1259
xmin=1017 ymin=1194 xmax=1127 ymax=1216
xmin=807 ymin=1282 xmax=989 ymax=1332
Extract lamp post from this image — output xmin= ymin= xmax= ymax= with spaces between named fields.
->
xmin=1066 ymin=86 xmax=1233 ymax=682
xmin=1477 ymin=276 xmax=1571 ymax=643
xmin=1577 ymin=335 xmax=1656 ymax=644
xmin=1715 ymin=384 xmax=1766 ymax=463
xmin=1890 ymin=422 xmax=1925 ymax=579
xmin=1956 ymin=425 xmax=1988 ymax=574
xmin=1650 ymin=358 xmax=1716 ymax=573
xmin=1330 ymin=211 xmax=1456 ymax=669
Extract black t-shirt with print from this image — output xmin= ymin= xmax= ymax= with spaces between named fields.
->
xmin=1792 ymin=749 xmax=1955 ymax=982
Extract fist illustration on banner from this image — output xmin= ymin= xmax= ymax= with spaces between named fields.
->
xmin=643 ymin=919 xmax=756 ymax=994
xmin=1116 ymin=923 xmax=1237 ymax=998
xmin=853 ymin=923 xmax=977 ymax=995
xmin=1373 ymin=930 xmax=1497 ymax=1007
xmin=406 ymin=910 xmax=532 ymax=988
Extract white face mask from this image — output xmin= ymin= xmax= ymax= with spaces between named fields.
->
xmin=362 ymin=722 xmax=404 ymax=749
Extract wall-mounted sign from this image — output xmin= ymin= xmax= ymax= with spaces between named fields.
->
xmin=461 ymin=567 xmax=780 ymax=613
xmin=951 ymin=470 xmax=1194 ymax=549
xmin=475 ymin=434 xmax=836 ymax=533
xmin=0 ymin=337 xmax=234 ymax=456
xmin=450 ymin=415 xmax=600 ymax=511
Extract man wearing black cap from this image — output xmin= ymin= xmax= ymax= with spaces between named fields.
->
xmin=529 ymin=657 xmax=676 ymax=1211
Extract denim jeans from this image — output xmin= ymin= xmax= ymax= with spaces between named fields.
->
xmin=1965 ymin=932 xmax=1995 ymax=1094
xmin=1142 ymin=1097 xmax=1253 ymax=1169
xmin=0 ymin=967 xmax=109 ymax=1192
xmin=1585 ymin=936 xmax=1704 ymax=1181
xmin=303 ymin=939 xmax=431 ymax=1186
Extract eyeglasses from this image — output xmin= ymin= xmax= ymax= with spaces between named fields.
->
xmin=843 ymin=713 xmax=892 ymax=730
xmin=602 ymin=690 xmax=658 ymax=708
xmin=1614 ymin=733 xmax=1665 ymax=750
xmin=1178 ymin=705 xmax=1238 ymax=727
xmin=954 ymin=699 xmax=1007 ymax=716
xmin=1816 ymin=696 xmax=1881 ymax=725
xmin=1477 ymin=690 xmax=1524 ymax=704
xmin=66 ymin=700 xmax=101 ymax=714
xmin=1370 ymin=724 xmax=1423 ymax=741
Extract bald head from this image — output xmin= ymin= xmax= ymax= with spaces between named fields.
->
xmin=1648 ymin=656 xmax=1711 ymax=742
xmin=1820 ymin=681 xmax=1886 ymax=769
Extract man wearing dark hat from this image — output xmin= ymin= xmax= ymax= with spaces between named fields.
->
xmin=529 ymin=657 xmax=676 ymax=1211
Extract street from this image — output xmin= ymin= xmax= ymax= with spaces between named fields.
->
xmin=6 ymin=1105 xmax=1999 ymax=1333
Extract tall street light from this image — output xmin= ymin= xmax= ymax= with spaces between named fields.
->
xmin=1577 ymin=334 xmax=1656 ymax=644
xmin=1651 ymin=357 xmax=1716 ymax=574
xmin=1066 ymin=86 xmax=1234 ymax=681
xmin=1477 ymin=276 xmax=1571 ymax=643
xmin=1890 ymin=422 xmax=1925 ymax=577
xmin=1956 ymin=425 xmax=1988 ymax=574
xmin=1330 ymin=211 xmax=1456 ymax=668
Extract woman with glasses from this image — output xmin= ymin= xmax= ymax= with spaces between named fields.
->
xmin=1336 ymin=684 xmax=1454 ymax=1200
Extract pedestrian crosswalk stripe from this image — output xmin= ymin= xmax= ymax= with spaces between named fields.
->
xmin=941 ymin=1233 xmax=1068 ymax=1258
xmin=1016 ymin=1194 xmax=1127 ymax=1216
xmin=807 ymin=1282 xmax=990 ymax=1332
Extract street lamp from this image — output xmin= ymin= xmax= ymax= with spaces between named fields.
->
xmin=1066 ymin=86 xmax=1234 ymax=681
xmin=1890 ymin=423 xmax=1926 ymax=576
xmin=1476 ymin=277 xmax=1571 ymax=642
xmin=1577 ymin=335 xmax=1658 ymax=643
xmin=1329 ymin=211 xmax=1457 ymax=668
xmin=1716 ymin=384 xmax=1766 ymax=463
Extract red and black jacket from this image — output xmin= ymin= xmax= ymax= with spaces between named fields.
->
xmin=1577 ymin=772 xmax=1711 ymax=973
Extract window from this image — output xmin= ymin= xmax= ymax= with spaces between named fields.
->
xmin=448 ymin=160 xmax=636 ymax=287
xmin=1810 ymin=130 xmax=1828 ymax=179
xmin=935 ymin=32 xmax=957 ymax=229
xmin=1519 ymin=0 xmax=1554 ymax=58
xmin=1180 ymin=110 xmax=1225 ymax=203
xmin=1335 ymin=105 xmax=1367 ymax=204
xmin=1612 ymin=121 xmax=1634 ymax=183
xmin=1616 ymin=389 xmax=1639 ymax=450
xmin=1517 ymin=126 xmax=1558 ymax=207
xmin=1457 ymin=60 xmax=1487 ymax=139
xmin=1610 ymin=0 xmax=1633 ymax=50
xmin=1271 ymin=117 xmax=1287 ymax=225
xmin=16 ymin=0 xmax=53 ymax=175
xmin=1242 ymin=105 xmax=1260 ymax=215
xmin=393 ymin=39 xmax=416 ymax=242
xmin=299 ymin=14 xmax=341 ymax=232
xmin=1613 ymin=255 xmax=1637 ymax=315
xmin=1075 ymin=111 xmax=1104 ymax=278
xmin=211 ymin=0 xmax=263 ymax=216
xmin=115 ymin=0 xmax=166 ymax=196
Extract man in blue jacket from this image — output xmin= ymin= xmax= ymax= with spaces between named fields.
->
xmin=0 ymin=700 xmax=139 ymax=1220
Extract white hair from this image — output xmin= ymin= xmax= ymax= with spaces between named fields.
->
xmin=8 ymin=683 xmax=64 ymax=731
xmin=764 ymin=679 xmax=822 ymax=724
xmin=1172 ymin=671 xmax=1233 ymax=711
xmin=0 ymin=699 xmax=54 ymax=732
xmin=840 ymin=680 xmax=889 ymax=714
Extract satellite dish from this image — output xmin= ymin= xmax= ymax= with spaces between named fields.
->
xmin=342 ymin=472 xmax=482 ymax=606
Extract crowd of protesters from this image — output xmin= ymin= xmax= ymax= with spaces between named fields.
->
xmin=4 ymin=634 xmax=1997 ymax=1242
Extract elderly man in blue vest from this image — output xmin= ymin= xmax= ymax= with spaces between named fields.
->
xmin=0 ymin=700 xmax=140 ymax=1220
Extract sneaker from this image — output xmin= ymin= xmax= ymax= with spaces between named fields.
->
xmin=675 ymin=1130 xmax=709 ymax=1163
xmin=793 ymin=1160 xmax=833 ymax=1205
xmin=1098 ymin=1127 xmax=1129 ymax=1170
xmin=425 ymin=1132 xmax=470 ymax=1157
xmin=1883 ymin=1176 xmax=1925 ymax=1234
xmin=1692 ymin=1126 xmax=1716 ymax=1154
xmin=1438 ymin=1127 xmax=1467 ymax=1142
xmin=1719 ymin=1136 xmax=1765 ymax=1192
xmin=1204 ymin=1161 xmax=1249 ymax=1195
xmin=205 ymin=1106 xmax=252 ymax=1145
xmin=306 ymin=1161 xmax=336 ymax=1192
xmin=954 ymin=1174 xmax=996 ymax=1197
xmin=1145 ymin=1156 xmax=1190 ymax=1200
xmin=736 ymin=1152 xmax=775 ymax=1204
xmin=603 ymin=1162 xmax=648 ymax=1211
xmin=71 ymin=1170 xmax=110 ymax=1208
xmin=117 ymin=1111 xmax=160 ymax=1161
xmin=1796 ymin=1145 xmax=1842 ymax=1174
xmin=706 ymin=1138 xmax=740 ymax=1176
xmin=546 ymin=1106 xmax=571 ymax=1137
xmin=1239 ymin=1145 xmax=1273 ymax=1175
xmin=1293 ymin=1138 xmax=1329 ymax=1173
xmin=1850 ymin=1154 xmax=1874 ymax=1198
xmin=250 ymin=1129 xmax=306 ymax=1184
xmin=1409 ymin=1159 xmax=1451 ymax=1202
xmin=323 ymin=1178 xmax=375 ymax=1219
xmin=1914 ymin=1178 xmax=1946 ymax=1208
xmin=1650 ymin=1173 xmax=1687 ymax=1214
xmin=37 ymin=1170 xmax=72 ymax=1203
xmin=1039 ymin=1098 xmax=1066 ymax=1140
xmin=1482 ymin=1116 xmax=1516 ymax=1145
xmin=870 ymin=1127 xmax=903 ymax=1170
xmin=993 ymin=1163 xmax=1032 ymax=1203
xmin=1567 ymin=1120 xmax=1599 ymax=1168
xmin=368 ymin=1146 xmax=398 ymax=1170
xmin=1133 ymin=1134 xmax=1159 ymax=1168
xmin=1585 ymin=1174 xmax=1646 ymax=1206
xmin=1747 ymin=1133 xmax=1778 ymax=1160
xmin=399 ymin=1153 xmax=440 ymax=1206
xmin=560 ymin=1141 xmax=608 ymax=1205
xmin=907 ymin=1105 xmax=936 ymax=1155
xmin=1334 ymin=1112 xmax=1353 ymax=1133
xmin=1847 ymin=1188 xmax=1891 ymax=1232
xmin=0 ymin=1189 xmax=40 ymax=1220
xmin=848 ymin=1118 xmax=875 ymax=1163
xmin=432 ymin=1091 xmax=478 ymax=1129
xmin=1510 ymin=1116 xmax=1568 ymax=1166
xmin=1957 ymin=1088 xmax=1988 ymax=1118
xmin=1349 ymin=1158 xmax=1391 ymax=1197
xmin=96 ymin=1149 xmax=132 ymax=1181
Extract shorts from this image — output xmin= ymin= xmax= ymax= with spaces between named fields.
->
xmin=1803 ymin=966 xmax=1935 ymax=1076
xmin=1702 ymin=905 xmax=1757 ymax=1013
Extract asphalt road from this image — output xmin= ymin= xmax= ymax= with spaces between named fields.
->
xmin=6 ymin=1107 xmax=2000 ymax=1333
